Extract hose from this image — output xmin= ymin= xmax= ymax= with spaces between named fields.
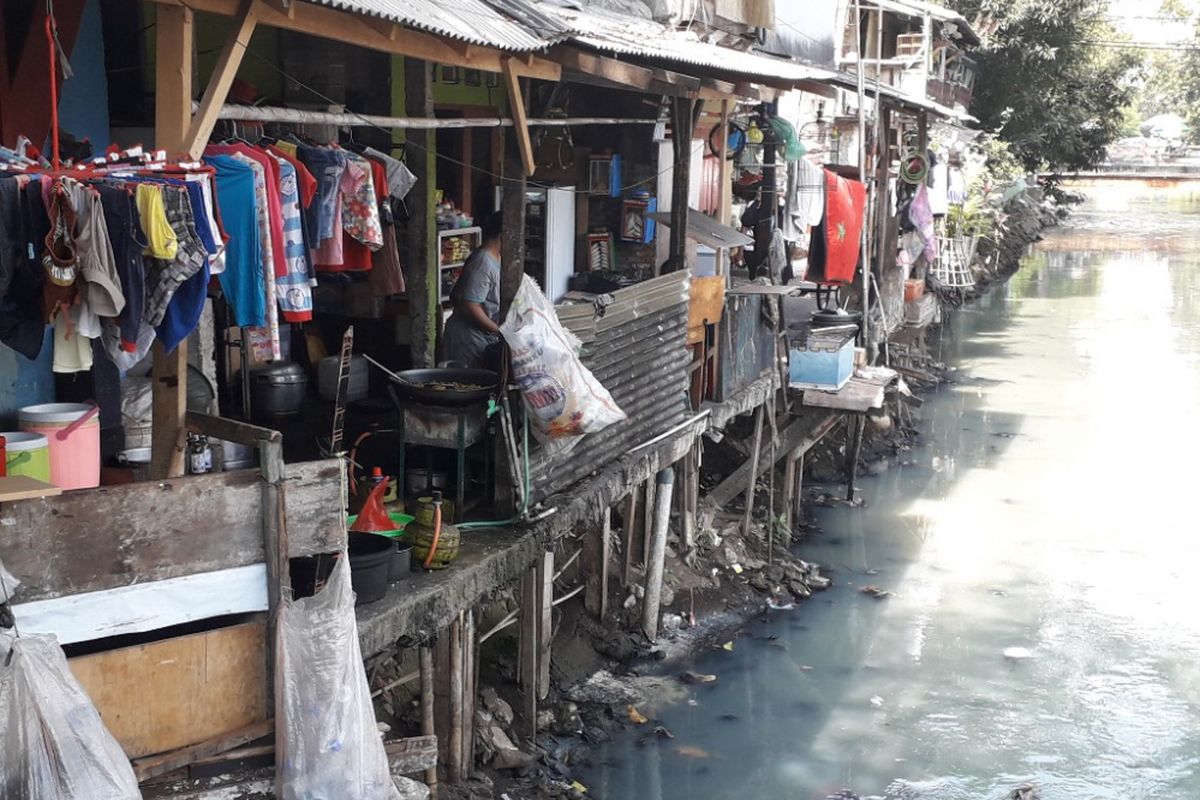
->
xmin=423 ymin=496 xmax=443 ymax=569
xmin=456 ymin=405 xmax=531 ymax=531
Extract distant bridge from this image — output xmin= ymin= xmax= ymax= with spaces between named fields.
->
xmin=1047 ymin=163 xmax=1200 ymax=182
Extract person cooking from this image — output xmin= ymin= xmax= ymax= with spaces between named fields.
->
xmin=442 ymin=212 xmax=503 ymax=369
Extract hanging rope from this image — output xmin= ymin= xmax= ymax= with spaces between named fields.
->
xmin=43 ymin=0 xmax=74 ymax=170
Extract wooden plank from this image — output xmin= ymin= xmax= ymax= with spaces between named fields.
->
xmin=536 ymin=550 xmax=553 ymax=701
xmin=0 ymin=460 xmax=345 ymax=603
xmin=182 ymin=0 xmax=261 ymax=159
xmin=502 ymin=58 xmax=536 ymax=177
xmin=133 ymin=719 xmax=273 ymax=781
xmin=801 ymin=375 xmax=888 ymax=412
xmin=0 ymin=475 xmax=61 ymax=502
xmin=741 ymin=406 xmax=764 ymax=538
xmin=185 ymin=411 xmax=280 ymax=445
xmin=708 ymin=412 xmax=839 ymax=508
xmin=519 ymin=566 xmax=538 ymax=740
xmin=70 ymin=621 xmax=268 ymax=760
xmin=147 ymin=0 xmax=563 ymax=81
xmin=688 ymin=275 xmax=725 ymax=342
xmin=385 ymin=735 xmax=440 ymax=774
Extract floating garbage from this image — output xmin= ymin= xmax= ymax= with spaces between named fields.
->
xmin=680 ymin=671 xmax=718 ymax=685
xmin=860 ymin=585 xmax=893 ymax=599
xmin=1003 ymin=647 xmax=1034 ymax=661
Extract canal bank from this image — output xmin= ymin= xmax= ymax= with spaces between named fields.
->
xmin=548 ymin=182 xmax=1200 ymax=799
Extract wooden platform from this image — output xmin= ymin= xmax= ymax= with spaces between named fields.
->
xmin=800 ymin=366 xmax=898 ymax=413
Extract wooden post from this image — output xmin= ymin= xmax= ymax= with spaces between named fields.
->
xmin=793 ymin=452 xmax=804 ymax=531
xmin=500 ymin=137 xmax=528 ymax=320
xmin=642 ymin=469 xmax=675 ymax=641
xmin=150 ymin=3 xmax=195 ymax=480
xmin=679 ymin=453 xmax=695 ymax=550
xmin=621 ymin=492 xmax=637 ymax=588
xmin=519 ymin=566 xmax=538 ymax=740
xmin=782 ymin=451 xmax=797 ymax=537
xmin=448 ymin=615 xmax=464 ymax=783
xmin=666 ymin=96 xmax=695 ymax=273
xmin=461 ymin=609 xmax=476 ymax=779
xmin=501 ymin=59 xmax=536 ymax=177
xmin=641 ymin=479 xmax=656 ymax=567
xmin=420 ymin=646 xmax=439 ymax=799
xmin=846 ymin=414 xmax=865 ymax=501
xmin=405 ymin=57 xmax=438 ymax=368
xmin=536 ymin=550 xmax=553 ymax=701
xmin=742 ymin=406 xmax=765 ymax=538
xmin=583 ymin=508 xmax=611 ymax=621
xmin=717 ymin=100 xmax=732 ymax=229
xmin=182 ymin=0 xmax=261 ymax=159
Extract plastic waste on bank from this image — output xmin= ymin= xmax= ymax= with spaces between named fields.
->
xmin=352 ymin=475 xmax=396 ymax=533
xmin=276 ymin=556 xmax=399 ymax=800
xmin=0 ymin=634 xmax=141 ymax=799
xmin=500 ymin=275 xmax=625 ymax=442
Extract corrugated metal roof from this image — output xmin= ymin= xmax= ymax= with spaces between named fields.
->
xmin=537 ymin=4 xmax=840 ymax=84
xmin=312 ymin=0 xmax=550 ymax=50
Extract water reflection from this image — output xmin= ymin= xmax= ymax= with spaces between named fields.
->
xmin=577 ymin=185 xmax=1200 ymax=800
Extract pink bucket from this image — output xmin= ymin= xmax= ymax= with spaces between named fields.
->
xmin=18 ymin=403 xmax=101 ymax=490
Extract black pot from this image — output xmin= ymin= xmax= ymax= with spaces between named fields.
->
xmin=390 ymin=539 xmax=413 ymax=582
xmin=811 ymin=308 xmax=862 ymax=330
xmin=250 ymin=361 xmax=308 ymax=418
xmin=348 ymin=533 xmax=393 ymax=605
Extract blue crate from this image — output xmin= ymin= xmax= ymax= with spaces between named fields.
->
xmin=788 ymin=332 xmax=855 ymax=391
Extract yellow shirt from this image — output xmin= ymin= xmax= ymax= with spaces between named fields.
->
xmin=272 ymin=141 xmax=299 ymax=157
xmin=135 ymin=184 xmax=178 ymax=260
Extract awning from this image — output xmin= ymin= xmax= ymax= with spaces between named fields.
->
xmin=312 ymin=0 xmax=553 ymax=50
xmin=536 ymin=4 xmax=839 ymax=86
xmin=650 ymin=209 xmax=754 ymax=249
xmin=859 ymin=0 xmax=979 ymax=46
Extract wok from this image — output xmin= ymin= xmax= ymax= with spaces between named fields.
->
xmin=388 ymin=368 xmax=499 ymax=406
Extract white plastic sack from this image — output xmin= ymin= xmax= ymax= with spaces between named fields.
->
xmin=0 ymin=635 xmax=141 ymax=800
xmin=277 ymin=556 xmax=399 ymax=800
xmin=500 ymin=276 xmax=626 ymax=441
xmin=0 ymin=558 xmax=20 ymax=604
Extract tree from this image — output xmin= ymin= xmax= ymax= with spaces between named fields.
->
xmin=948 ymin=0 xmax=1142 ymax=173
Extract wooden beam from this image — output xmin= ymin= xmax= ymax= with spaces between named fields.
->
xmin=182 ymin=0 xmax=262 ymax=159
xmin=499 ymin=133 xmax=527 ymax=319
xmin=707 ymin=412 xmax=840 ymax=509
xmin=406 ymin=58 xmax=438 ymax=368
xmin=151 ymin=3 xmax=195 ymax=479
xmin=364 ymin=18 xmax=399 ymax=41
xmin=553 ymin=46 xmax=654 ymax=91
xmin=536 ymin=550 xmax=553 ymax=701
xmin=501 ymin=58 xmax=536 ymax=177
xmin=132 ymin=719 xmax=273 ymax=781
xmin=147 ymin=0 xmax=562 ymax=81
xmin=717 ymin=99 xmax=732 ymax=231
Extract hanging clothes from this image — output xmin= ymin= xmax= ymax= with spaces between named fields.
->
xmin=269 ymin=154 xmax=313 ymax=322
xmin=204 ymin=153 xmax=266 ymax=328
xmin=227 ymin=152 xmax=281 ymax=361
xmin=96 ymin=183 xmax=146 ymax=351
xmin=206 ymin=143 xmax=287 ymax=279
xmin=807 ymin=170 xmax=867 ymax=285
xmin=0 ymin=176 xmax=49 ymax=359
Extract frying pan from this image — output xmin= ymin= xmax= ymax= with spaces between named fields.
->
xmin=389 ymin=367 xmax=499 ymax=406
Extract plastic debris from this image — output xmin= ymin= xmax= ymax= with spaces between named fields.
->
xmin=627 ymin=706 xmax=649 ymax=725
xmin=680 ymin=671 xmax=718 ymax=685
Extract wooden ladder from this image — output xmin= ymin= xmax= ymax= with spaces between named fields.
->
xmin=327 ymin=326 xmax=355 ymax=455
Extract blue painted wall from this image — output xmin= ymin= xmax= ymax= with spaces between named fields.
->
xmin=0 ymin=330 xmax=56 ymax=429
xmin=56 ymin=0 xmax=111 ymax=153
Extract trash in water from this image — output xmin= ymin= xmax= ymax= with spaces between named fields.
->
xmin=869 ymin=695 xmax=885 ymax=708
xmin=681 ymin=671 xmax=718 ymax=684
xmin=1010 ymin=784 xmax=1038 ymax=800
xmin=676 ymin=745 xmax=712 ymax=759
xmin=860 ymin=585 xmax=892 ymax=599
xmin=767 ymin=597 xmax=795 ymax=610
xmin=627 ymin=706 xmax=649 ymax=724
xmin=1003 ymin=647 xmax=1034 ymax=661
xmin=570 ymin=780 xmax=589 ymax=794
xmin=721 ymin=641 xmax=735 ymax=652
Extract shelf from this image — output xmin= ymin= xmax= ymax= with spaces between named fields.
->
xmin=438 ymin=226 xmax=482 ymax=238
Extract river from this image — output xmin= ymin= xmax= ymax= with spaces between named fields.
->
xmin=577 ymin=183 xmax=1200 ymax=800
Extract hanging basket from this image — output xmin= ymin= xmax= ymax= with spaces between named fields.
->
xmin=931 ymin=234 xmax=978 ymax=288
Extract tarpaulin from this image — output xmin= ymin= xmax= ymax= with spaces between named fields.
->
xmin=807 ymin=170 xmax=867 ymax=285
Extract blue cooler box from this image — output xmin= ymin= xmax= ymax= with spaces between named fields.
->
xmin=788 ymin=331 xmax=855 ymax=391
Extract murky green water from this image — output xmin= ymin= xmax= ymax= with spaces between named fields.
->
xmin=578 ymin=184 xmax=1200 ymax=800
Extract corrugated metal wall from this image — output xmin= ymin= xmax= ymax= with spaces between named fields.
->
xmin=528 ymin=272 xmax=692 ymax=501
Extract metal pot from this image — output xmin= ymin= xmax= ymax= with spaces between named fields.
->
xmin=250 ymin=361 xmax=308 ymax=418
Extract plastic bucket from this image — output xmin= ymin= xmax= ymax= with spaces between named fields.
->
xmin=347 ymin=533 xmax=394 ymax=605
xmin=2 ymin=432 xmax=51 ymax=482
xmin=18 ymin=404 xmax=100 ymax=489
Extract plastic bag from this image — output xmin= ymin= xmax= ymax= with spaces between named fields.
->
xmin=0 ymin=635 xmax=141 ymax=799
xmin=277 ymin=556 xmax=399 ymax=800
xmin=500 ymin=276 xmax=626 ymax=441
xmin=0 ymin=558 xmax=19 ymax=604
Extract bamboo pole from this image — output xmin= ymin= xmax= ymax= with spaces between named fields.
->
xmin=207 ymin=102 xmax=660 ymax=129
xmin=420 ymin=646 xmax=438 ymax=799
xmin=448 ymin=615 xmax=464 ymax=783
xmin=536 ymin=551 xmax=554 ymax=701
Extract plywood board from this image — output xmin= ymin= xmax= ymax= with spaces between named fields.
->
xmin=0 ymin=475 xmax=62 ymax=502
xmin=0 ymin=459 xmax=345 ymax=603
xmin=688 ymin=275 xmax=725 ymax=343
xmin=70 ymin=620 xmax=269 ymax=760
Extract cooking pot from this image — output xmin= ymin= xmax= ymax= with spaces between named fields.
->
xmin=250 ymin=361 xmax=308 ymax=419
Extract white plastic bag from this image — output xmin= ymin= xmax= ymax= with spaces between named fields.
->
xmin=500 ymin=276 xmax=626 ymax=441
xmin=277 ymin=556 xmax=399 ymax=800
xmin=0 ymin=557 xmax=20 ymax=604
xmin=0 ymin=635 xmax=141 ymax=799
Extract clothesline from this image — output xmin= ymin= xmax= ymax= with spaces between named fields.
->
xmin=201 ymin=103 xmax=660 ymax=130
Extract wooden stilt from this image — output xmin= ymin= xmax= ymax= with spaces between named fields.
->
xmin=448 ymin=615 xmax=464 ymax=783
xmin=846 ymin=414 xmax=865 ymax=501
xmin=782 ymin=452 xmax=797 ymax=539
xmin=461 ymin=609 xmax=476 ymax=780
xmin=742 ymin=406 xmax=765 ymax=538
xmin=519 ymin=566 xmax=538 ymax=740
xmin=642 ymin=479 xmax=656 ymax=566
xmin=622 ymin=492 xmax=637 ymax=587
xmin=536 ymin=550 xmax=553 ymax=701
xmin=793 ymin=453 xmax=804 ymax=527
xmin=680 ymin=453 xmax=696 ymax=550
xmin=583 ymin=509 xmax=611 ymax=620
xmin=600 ymin=508 xmax=611 ymax=620
xmin=420 ymin=646 xmax=439 ymax=798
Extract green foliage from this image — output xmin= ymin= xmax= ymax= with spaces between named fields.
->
xmin=947 ymin=0 xmax=1142 ymax=172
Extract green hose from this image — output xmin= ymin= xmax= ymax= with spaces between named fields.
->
xmin=456 ymin=405 xmax=531 ymax=531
